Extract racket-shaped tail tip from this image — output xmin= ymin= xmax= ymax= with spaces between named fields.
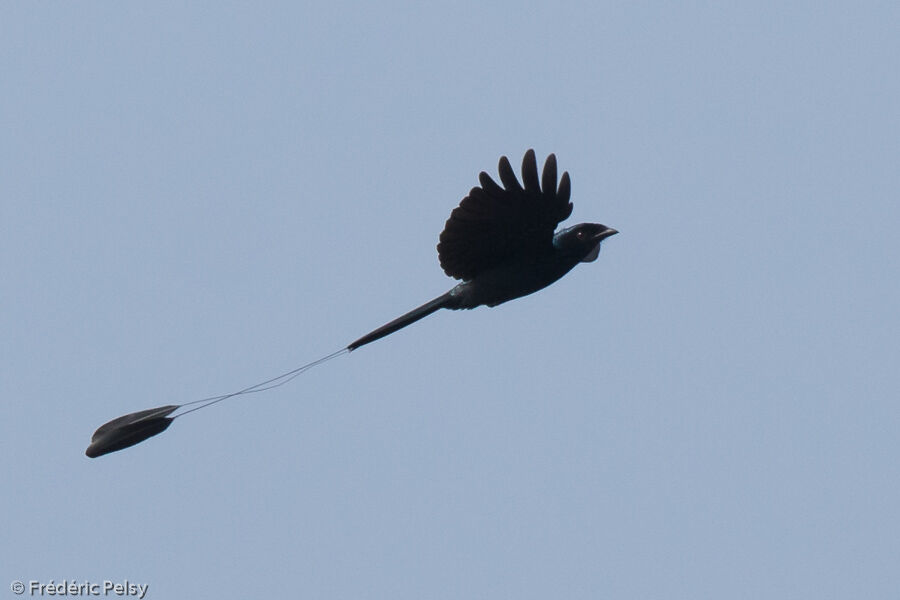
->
xmin=85 ymin=405 xmax=179 ymax=458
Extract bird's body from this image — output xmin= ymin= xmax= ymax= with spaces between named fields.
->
xmin=348 ymin=150 xmax=617 ymax=350
xmin=449 ymin=249 xmax=582 ymax=309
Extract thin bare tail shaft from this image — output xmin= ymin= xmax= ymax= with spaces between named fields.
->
xmin=347 ymin=291 xmax=454 ymax=351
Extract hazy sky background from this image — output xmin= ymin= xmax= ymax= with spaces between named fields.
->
xmin=3 ymin=2 xmax=898 ymax=599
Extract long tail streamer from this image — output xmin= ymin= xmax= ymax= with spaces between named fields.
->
xmin=85 ymin=348 xmax=349 ymax=457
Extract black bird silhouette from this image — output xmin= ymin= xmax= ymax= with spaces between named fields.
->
xmin=86 ymin=149 xmax=617 ymax=457
xmin=347 ymin=149 xmax=617 ymax=350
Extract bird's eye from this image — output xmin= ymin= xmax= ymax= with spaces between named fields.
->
xmin=576 ymin=230 xmax=585 ymax=239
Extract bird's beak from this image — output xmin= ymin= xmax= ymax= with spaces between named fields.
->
xmin=593 ymin=227 xmax=618 ymax=241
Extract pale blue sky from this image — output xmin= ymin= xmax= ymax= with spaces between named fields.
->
xmin=3 ymin=2 xmax=899 ymax=599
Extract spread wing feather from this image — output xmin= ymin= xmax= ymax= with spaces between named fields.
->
xmin=437 ymin=150 xmax=574 ymax=280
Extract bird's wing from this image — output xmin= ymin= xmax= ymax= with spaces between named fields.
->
xmin=437 ymin=149 xmax=573 ymax=280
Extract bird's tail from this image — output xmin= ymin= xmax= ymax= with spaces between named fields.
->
xmin=347 ymin=291 xmax=455 ymax=351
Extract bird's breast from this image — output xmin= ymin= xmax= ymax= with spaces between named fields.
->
xmin=449 ymin=255 xmax=581 ymax=309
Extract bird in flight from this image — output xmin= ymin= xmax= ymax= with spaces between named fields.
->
xmin=86 ymin=150 xmax=617 ymax=457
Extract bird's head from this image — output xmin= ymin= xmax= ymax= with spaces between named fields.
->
xmin=553 ymin=223 xmax=618 ymax=262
